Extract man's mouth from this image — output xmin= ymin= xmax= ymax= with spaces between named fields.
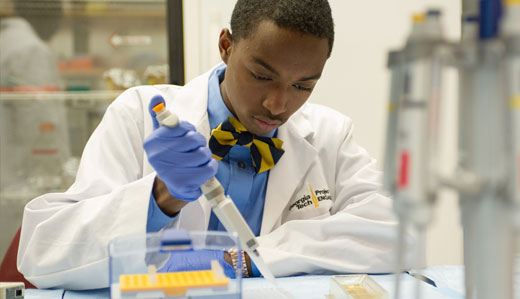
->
xmin=253 ymin=117 xmax=281 ymax=131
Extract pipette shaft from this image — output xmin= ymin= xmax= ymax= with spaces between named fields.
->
xmin=153 ymin=103 xmax=275 ymax=281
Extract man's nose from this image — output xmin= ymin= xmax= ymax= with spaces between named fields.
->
xmin=263 ymin=86 xmax=288 ymax=116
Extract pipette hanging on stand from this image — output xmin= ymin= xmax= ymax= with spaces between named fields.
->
xmin=384 ymin=10 xmax=447 ymax=299
xmin=384 ymin=1 xmax=520 ymax=298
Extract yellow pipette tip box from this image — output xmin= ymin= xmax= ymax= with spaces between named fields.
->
xmin=109 ymin=230 xmax=242 ymax=298
xmin=120 ymin=269 xmax=229 ymax=297
xmin=329 ymin=274 xmax=388 ymax=299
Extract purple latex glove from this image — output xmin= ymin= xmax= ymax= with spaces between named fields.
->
xmin=144 ymin=95 xmax=218 ymax=202
xmin=158 ymin=249 xmax=236 ymax=278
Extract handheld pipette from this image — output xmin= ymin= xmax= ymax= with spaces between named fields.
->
xmin=151 ymin=100 xmax=276 ymax=282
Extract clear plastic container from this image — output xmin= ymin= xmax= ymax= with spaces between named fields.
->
xmin=28 ymin=121 xmax=64 ymax=191
xmin=109 ymin=229 xmax=242 ymax=299
xmin=329 ymin=274 xmax=388 ymax=299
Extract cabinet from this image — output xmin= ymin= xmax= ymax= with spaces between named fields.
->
xmin=0 ymin=0 xmax=184 ymax=259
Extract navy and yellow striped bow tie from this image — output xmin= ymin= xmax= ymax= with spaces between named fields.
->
xmin=209 ymin=117 xmax=285 ymax=174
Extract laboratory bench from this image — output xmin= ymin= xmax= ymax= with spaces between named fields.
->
xmin=23 ymin=265 xmax=474 ymax=299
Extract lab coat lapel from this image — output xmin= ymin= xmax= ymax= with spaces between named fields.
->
xmin=168 ymin=77 xmax=209 ymax=130
xmin=193 ymin=113 xmax=212 ymax=227
xmin=174 ymin=71 xmax=213 ymax=229
xmin=260 ymin=111 xmax=317 ymax=234
xmin=167 ymin=65 xmax=217 ymax=142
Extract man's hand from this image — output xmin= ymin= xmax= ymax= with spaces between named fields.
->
xmin=158 ymin=250 xmax=236 ymax=278
xmin=144 ymin=95 xmax=217 ymax=215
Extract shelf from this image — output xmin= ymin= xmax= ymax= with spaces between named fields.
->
xmin=0 ymin=0 xmax=166 ymax=18
xmin=0 ymin=90 xmax=122 ymax=102
xmin=64 ymin=10 xmax=166 ymax=18
xmin=59 ymin=68 xmax=105 ymax=77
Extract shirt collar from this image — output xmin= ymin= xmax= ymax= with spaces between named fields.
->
xmin=207 ymin=64 xmax=276 ymax=138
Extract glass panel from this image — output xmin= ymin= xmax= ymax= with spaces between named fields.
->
xmin=0 ymin=0 xmax=169 ymax=258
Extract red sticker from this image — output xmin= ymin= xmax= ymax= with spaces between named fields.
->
xmin=398 ymin=151 xmax=409 ymax=189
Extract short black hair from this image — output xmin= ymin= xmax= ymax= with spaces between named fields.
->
xmin=230 ymin=0 xmax=334 ymax=56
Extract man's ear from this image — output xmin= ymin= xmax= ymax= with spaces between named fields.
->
xmin=218 ymin=29 xmax=233 ymax=64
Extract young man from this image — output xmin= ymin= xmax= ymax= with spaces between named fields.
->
xmin=18 ymin=0 xmax=417 ymax=289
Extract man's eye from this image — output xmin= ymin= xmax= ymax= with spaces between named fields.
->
xmin=251 ymin=72 xmax=271 ymax=81
xmin=293 ymin=84 xmax=312 ymax=92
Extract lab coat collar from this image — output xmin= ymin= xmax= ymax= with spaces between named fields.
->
xmin=168 ymin=71 xmax=211 ymax=137
xmin=170 ymin=66 xmax=215 ymax=228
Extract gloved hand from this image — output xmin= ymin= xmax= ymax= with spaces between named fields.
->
xmin=158 ymin=249 xmax=236 ymax=278
xmin=144 ymin=95 xmax=218 ymax=202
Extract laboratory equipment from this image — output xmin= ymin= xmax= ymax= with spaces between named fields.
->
xmin=103 ymin=68 xmax=142 ymax=90
xmin=503 ymin=0 xmax=520 ymax=231
xmin=328 ymin=275 xmax=387 ymax=299
xmin=381 ymin=50 xmax=404 ymax=196
xmin=153 ymin=102 xmax=276 ymax=282
xmin=109 ymin=229 xmax=242 ymax=299
xmin=383 ymin=1 xmax=520 ymax=298
xmin=0 ymin=282 xmax=24 ymax=299
xmin=27 ymin=121 xmax=64 ymax=190
xmin=0 ymin=92 xmax=116 ymax=260
xmin=144 ymin=65 xmax=170 ymax=85
xmin=384 ymin=9 xmax=448 ymax=299
xmin=0 ymin=0 xmax=186 ymax=260
xmin=119 ymin=266 xmax=229 ymax=297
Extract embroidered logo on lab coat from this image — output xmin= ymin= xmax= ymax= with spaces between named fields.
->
xmin=309 ymin=184 xmax=319 ymax=207
xmin=289 ymin=185 xmax=332 ymax=211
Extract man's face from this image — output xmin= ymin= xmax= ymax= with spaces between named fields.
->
xmin=218 ymin=20 xmax=330 ymax=136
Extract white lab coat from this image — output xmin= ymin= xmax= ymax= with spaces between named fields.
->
xmin=18 ymin=66 xmax=419 ymax=289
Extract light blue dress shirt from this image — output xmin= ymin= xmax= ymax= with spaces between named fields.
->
xmin=207 ymin=64 xmax=275 ymax=237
